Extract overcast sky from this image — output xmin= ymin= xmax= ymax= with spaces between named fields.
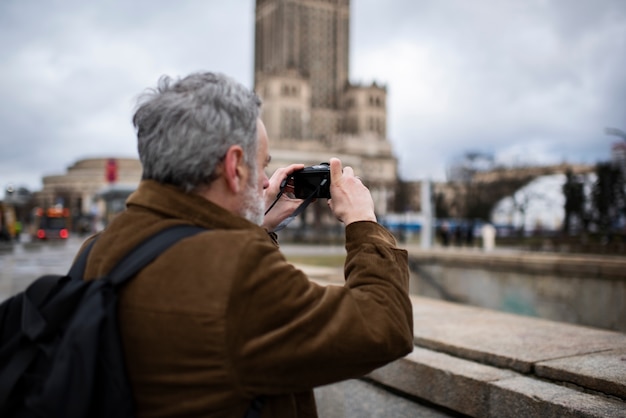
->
xmin=1 ymin=0 xmax=624 ymax=193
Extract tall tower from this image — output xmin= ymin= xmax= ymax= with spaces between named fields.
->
xmin=255 ymin=0 xmax=397 ymax=216
xmin=255 ymin=0 xmax=350 ymax=140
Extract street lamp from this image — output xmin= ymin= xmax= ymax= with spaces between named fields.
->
xmin=5 ymin=185 xmax=15 ymax=202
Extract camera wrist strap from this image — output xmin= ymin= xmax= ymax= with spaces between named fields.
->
xmin=272 ymin=189 xmax=318 ymax=232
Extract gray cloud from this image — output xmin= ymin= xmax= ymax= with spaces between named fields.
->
xmin=0 ymin=0 xmax=254 ymax=190
xmin=351 ymin=0 xmax=626 ymax=179
xmin=0 ymin=0 xmax=624 ymax=192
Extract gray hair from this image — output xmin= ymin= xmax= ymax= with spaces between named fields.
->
xmin=132 ymin=72 xmax=262 ymax=192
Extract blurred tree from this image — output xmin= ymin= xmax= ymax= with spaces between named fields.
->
xmin=591 ymin=162 xmax=625 ymax=236
xmin=463 ymin=184 xmax=493 ymax=221
xmin=393 ymin=179 xmax=412 ymax=213
xmin=562 ymin=170 xmax=587 ymax=234
xmin=446 ymin=151 xmax=495 ymax=183
xmin=434 ymin=191 xmax=450 ymax=219
xmin=464 ymin=177 xmax=532 ymax=222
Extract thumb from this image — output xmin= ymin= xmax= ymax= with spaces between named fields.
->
xmin=330 ymin=158 xmax=343 ymax=184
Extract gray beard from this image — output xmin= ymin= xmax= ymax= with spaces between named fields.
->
xmin=241 ymin=181 xmax=265 ymax=226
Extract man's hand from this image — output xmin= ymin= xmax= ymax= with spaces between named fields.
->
xmin=262 ymin=164 xmax=305 ymax=231
xmin=327 ymin=158 xmax=377 ymax=225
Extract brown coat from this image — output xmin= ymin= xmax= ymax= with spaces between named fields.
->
xmin=82 ymin=180 xmax=413 ymax=417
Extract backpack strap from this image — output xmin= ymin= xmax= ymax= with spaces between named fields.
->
xmin=245 ymin=396 xmax=266 ymax=418
xmin=66 ymin=237 xmax=99 ymax=281
xmin=19 ymin=237 xmax=100 ymax=313
xmin=104 ymin=224 xmax=207 ymax=288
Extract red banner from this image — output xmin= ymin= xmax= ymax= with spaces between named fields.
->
xmin=106 ymin=158 xmax=118 ymax=183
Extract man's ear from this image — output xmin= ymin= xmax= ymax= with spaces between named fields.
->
xmin=223 ymin=145 xmax=246 ymax=193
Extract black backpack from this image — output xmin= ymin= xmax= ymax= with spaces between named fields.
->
xmin=0 ymin=225 xmax=206 ymax=418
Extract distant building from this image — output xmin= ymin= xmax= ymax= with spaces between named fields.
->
xmin=254 ymin=0 xmax=399 ymax=215
xmin=37 ymin=158 xmax=141 ymax=227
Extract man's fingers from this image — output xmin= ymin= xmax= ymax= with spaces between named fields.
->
xmin=330 ymin=158 xmax=343 ymax=182
xmin=284 ymin=163 xmax=305 ymax=174
xmin=270 ymin=164 xmax=304 ymax=180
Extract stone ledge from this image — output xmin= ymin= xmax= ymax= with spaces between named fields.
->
xmin=314 ymin=378 xmax=455 ymax=417
xmin=365 ymin=296 xmax=626 ymax=417
xmin=368 ymin=348 xmax=626 ymax=418
xmin=409 ymin=296 xmax=626 ymax=400
xmin=489 ymin=376 xmax=625 ymax=417
xmin=368 ymin=347 xmax=517 ymax=417
xmin=536 ymin=348 xmax=626 ymax=400
xmin=405 ymin=247 xmax=626 ymax=280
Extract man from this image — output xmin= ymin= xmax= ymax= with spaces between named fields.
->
xmin=83 ymin=72 xmax=413 ymax=417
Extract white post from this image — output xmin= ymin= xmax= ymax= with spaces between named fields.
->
xmin=421 ymin=180 xmax=434 ymax=249
xmin=481 ymin=223 xmax=496 ymax=251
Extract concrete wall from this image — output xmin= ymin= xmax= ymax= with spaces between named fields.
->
xmin=407 ymin=249 xmax=626 ymax=332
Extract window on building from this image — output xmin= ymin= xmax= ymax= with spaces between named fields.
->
xmin=280 ymin=108 xmax=302 ymax=139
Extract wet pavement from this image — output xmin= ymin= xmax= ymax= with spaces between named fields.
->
xmin=0 ymin=236 xmax=86 ymax=302
xmin=0 ymin=235 xmax=348 ymax=303
xmin=0 ymin=239 xmax=348 ymax=302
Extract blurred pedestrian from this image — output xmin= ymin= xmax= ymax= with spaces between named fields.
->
xmin=454 ymin=224 xmax=463 ymax=246
xmin=14 ymin=220 xmax=22 ymax=242
xmin=465 ymin=221 xmax=475 ymax=246
xmin=440 ymin=221 xmax=450 ymax=246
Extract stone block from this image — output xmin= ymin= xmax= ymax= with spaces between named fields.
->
xmin=536 ymin=348 xmax=626 ymax=400
xmin=368 ymin=347 xmax=517 ymax=417
xmin=410 ymin=296 xmax=626 ymax=373
xmin=314 ymin=379 xmax=453 ymax=418
xmin=490 ymin=376 xmax=626 ymax=417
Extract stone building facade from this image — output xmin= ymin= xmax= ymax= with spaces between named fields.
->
xmin=254 ymin=0 xmax=399 ymax=215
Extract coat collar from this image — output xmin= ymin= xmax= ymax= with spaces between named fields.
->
xmin=126 ymin=180 xmax=260 ymax=232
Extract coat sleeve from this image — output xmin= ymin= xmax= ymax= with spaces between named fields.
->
xmin=225 ymin=221 xmax=414 ymax=396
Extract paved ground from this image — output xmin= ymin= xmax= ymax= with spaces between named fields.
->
xmin=0 ymin=236 xmax=86 ymax=302
xmin=0 ymin=236 xmax=348 ymax=302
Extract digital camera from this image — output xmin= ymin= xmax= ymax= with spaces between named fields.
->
xmin=291 ymin=163 xmax=331 ymax=199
